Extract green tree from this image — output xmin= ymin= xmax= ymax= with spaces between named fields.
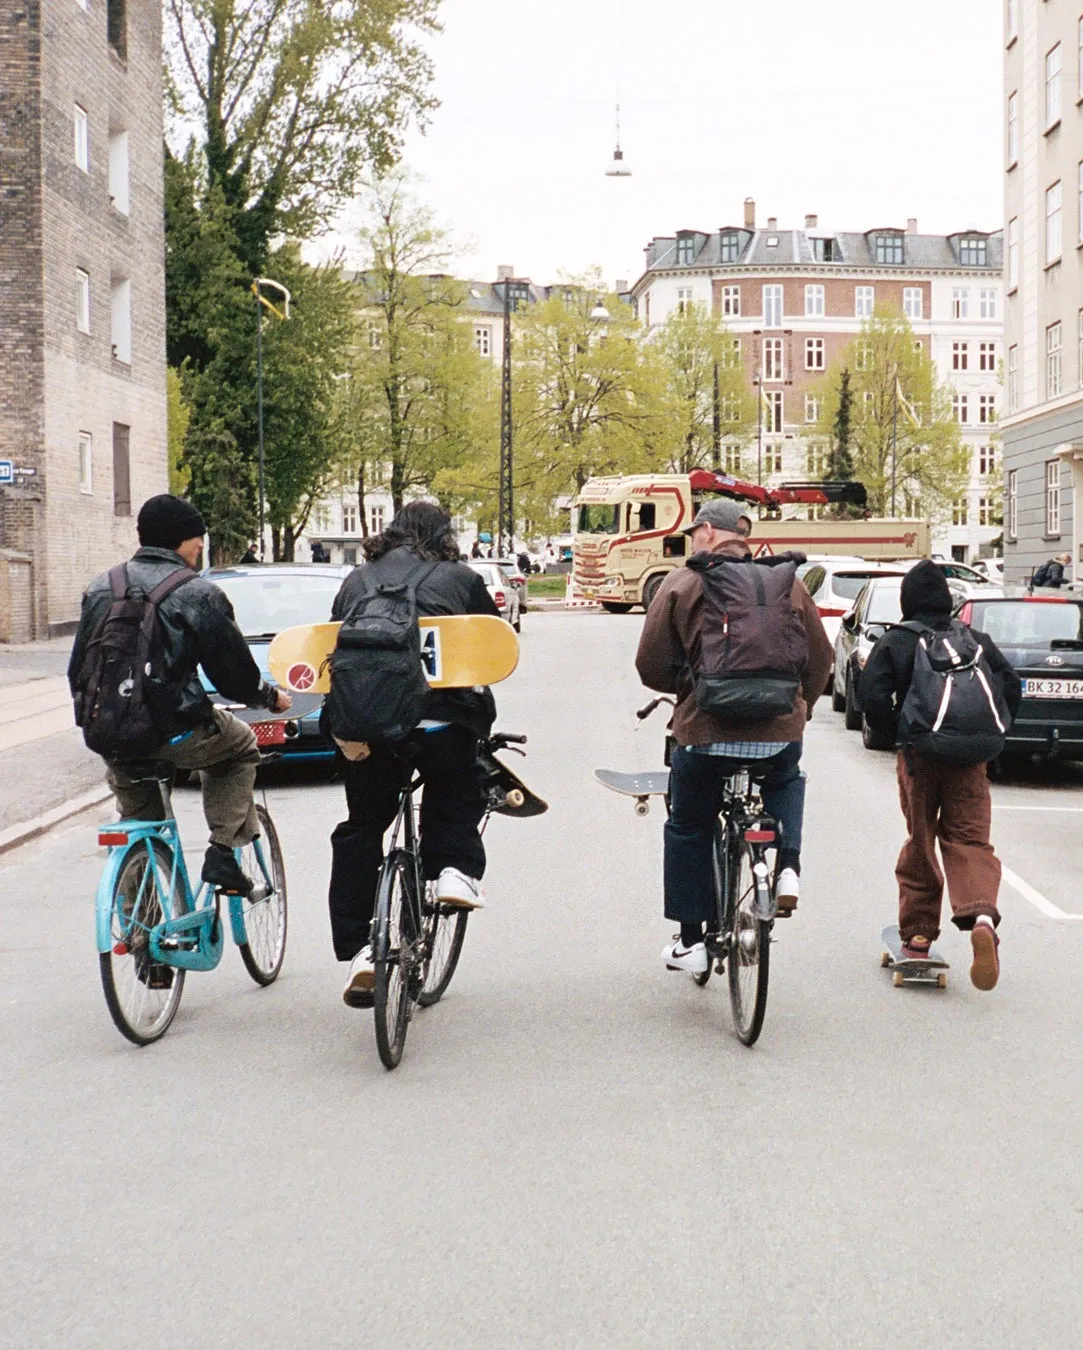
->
xmin=166 ymin=366 xmax=191 ymax=495
xmin=827 ymin=367 xmax=854 ymax=480
xmin=815 ymin=306 xmax=968 ymax=518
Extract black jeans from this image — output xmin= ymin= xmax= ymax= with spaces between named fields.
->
xmin=328 ymin=725 xmax=488 ymax=961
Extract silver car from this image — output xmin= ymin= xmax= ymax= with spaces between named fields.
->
xmin=468 ymin=561 xmax=522 ymax=632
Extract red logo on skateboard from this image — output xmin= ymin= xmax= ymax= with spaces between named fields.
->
xmin=287 ymin=662 xmax=316 ymax=691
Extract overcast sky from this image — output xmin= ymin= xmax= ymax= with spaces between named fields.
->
xmin=324 ymin=0 xmax=1002 ymax=289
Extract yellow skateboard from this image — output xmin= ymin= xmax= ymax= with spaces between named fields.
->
xmin=268 ymin=615 xmax=519 ymax=694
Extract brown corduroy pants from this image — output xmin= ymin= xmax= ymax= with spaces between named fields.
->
xmin=895 ymin=752 xmax=1001 ymax=943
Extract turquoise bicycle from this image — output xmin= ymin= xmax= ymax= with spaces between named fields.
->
xmin=94 ymin=761 xmax=287 ymax=1045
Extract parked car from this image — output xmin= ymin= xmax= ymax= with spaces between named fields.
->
xmin=901 ymin=558 xmax=1003 ymax=601
xmin=203 ymin=563 xmax=353 ymax=762
xmin=490 ymin=556 xmax=528 ymax=595
xmin=972 ymin=559 xmax=1005 ymax=583
xmin=959 ymin=594 xmax=1083 ymax=760
xmin=797 ymin=557 xmax=909 ymax=655
xmin=833 ymin=576 xmax=905 ymax=744
xmin=468 ymin=561 xmax=522 ymax=631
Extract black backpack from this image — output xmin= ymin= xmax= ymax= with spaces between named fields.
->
xmin=689 ymin=552 xmax=810 ymax=722
xmin=1032 ymin=561 xmax=1051 ymax=587
xmin=325 ymin=554 xmax=438 ymax=746
xmin=897 ymin=619 xmax=1010 ymax=764
xmin=73 ymin=564 xmax=196 ymax=760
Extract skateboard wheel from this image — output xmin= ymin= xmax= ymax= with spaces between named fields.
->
xmin=505 ymin=789 xmax=524 ymax=808
xmin=937 ymin=973 xmax=947 ymax=989
xmin=892 ymin=971 xmax=904 ymax=988
xmin=880 ymin=952 xmax=891 ymax=968
xmin=634 ymin=799 xmax=650 ymax=817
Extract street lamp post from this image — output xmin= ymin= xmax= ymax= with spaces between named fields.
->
xmin=499 ymin=279 xmax=514 ymax=556
xmin=712 ymin=360 xmax=721 ymax=471
xmin=252 ymin=277 xmax=291 ymax=561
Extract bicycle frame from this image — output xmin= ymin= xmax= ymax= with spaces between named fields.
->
xmin=375 ymin=774 xmax=426 ymax=948
xmin=711 ymin=771 xmax=779 ymax=939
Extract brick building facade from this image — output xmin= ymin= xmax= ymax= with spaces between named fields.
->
xmin=0 ymin=0 xmax=167 ymax=640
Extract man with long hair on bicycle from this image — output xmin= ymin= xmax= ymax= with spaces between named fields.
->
xmin=329 ymin=501 xmax=500 ymax=1009
xmin=635 ymin=499 xmax=831 ymax=974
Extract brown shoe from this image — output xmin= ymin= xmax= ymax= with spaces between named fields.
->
xmin=970 ymin=923 xmax=1000 ymax=991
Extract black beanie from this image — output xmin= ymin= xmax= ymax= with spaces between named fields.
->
xmin=137 ymin=494 xmax=206 ymax=551
xmin=900 ymin=560 xmax=953 ymax=619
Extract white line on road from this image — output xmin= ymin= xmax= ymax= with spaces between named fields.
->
xmin=993 ymin=804 xmax=1083 ymax=811
xmin=1002 ymin=865 xmax=1083 ymax=922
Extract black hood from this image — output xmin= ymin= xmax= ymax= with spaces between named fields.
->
xmin=900 ymin=560 xmax=952 ymax=619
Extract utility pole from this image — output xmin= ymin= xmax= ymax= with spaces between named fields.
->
xmin=252 ymin=278 xmax=291 ymax=561
xmin=499 ymin=279 xmax=514 ymax=554
xmin=891 ymin=367 xmax=899 ymax=517
xmin=712 ymin=359 xmax=721 ymax=471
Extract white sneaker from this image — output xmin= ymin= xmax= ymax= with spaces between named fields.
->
xmin=342 ymin=946 xmax=374 ymax=1008
xmin=436 ymin=867 xmax=485 ymax=910
xmin=661 ymin=939 xmax=708 ymax=974
xmin=776 ymin=867 xmax=800 ymax=914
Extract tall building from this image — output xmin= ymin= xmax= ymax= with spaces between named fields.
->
xmin=632 ymin=203 xmax=1004 ymax=561
xmin=0 ymin=0 xmax=167 ymax=641
xmin=1002 ymin=0 xmax=1083 ymax=582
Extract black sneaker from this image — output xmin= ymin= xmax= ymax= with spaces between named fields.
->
xmin=202 ymin=843 xmax=253 ymax=896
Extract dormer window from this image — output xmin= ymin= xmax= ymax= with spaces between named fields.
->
xmin=875 ymin=233 xmax=904 ymax=264
xmin=719 ymin=231 xmax=741 ymax=263
xmin=811 ymin=237 xmax=838 ymax=262
xmin=766 ymin=236 xmax=779 ymax=248
xmin=959 ymin=236 xmax=988 ymax=267
xmin=506 ymin=282 xmax=530 ymax=311
xmin=676 ymin=234 xmax=696 ymax=266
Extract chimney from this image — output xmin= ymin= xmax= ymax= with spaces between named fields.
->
xmin=615 ymin=279 xmax=628 ymax=294
xmin=767 ymin=217 xmax=777 ymax=232
xmin=805 ymin=213 xmax=818 ymax=230
xmin=743 ymin=197 xmax=755 ymax=229
xmin=906 ymin=218 xmax=918 ymax=235
xmin=496 ymin=264 xmax=514 ymax=281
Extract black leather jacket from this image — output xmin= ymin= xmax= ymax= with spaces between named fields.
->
xmin=68 ymin=546 xmax=277 ymax=730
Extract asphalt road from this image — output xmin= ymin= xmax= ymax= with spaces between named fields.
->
xmin=3 ymin=613 xmax=1083 ymax=1348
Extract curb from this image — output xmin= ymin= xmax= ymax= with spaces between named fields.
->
xmin=0 ymin=785 xmax=113 ymax=856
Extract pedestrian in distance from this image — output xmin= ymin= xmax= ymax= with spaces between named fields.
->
xmin=635 ymin=498 xmax=831 ymax=974
xmin=310 ymin=539 xmax=329 ymax=563
xmin=239 ymin=541 xmax=259 ymax=564
xmin=859 ymin=560 xmax=1021 ymax=991
xmin=470 ymin=539 xmax=483 ymax=559
xmin=1032 ymin=552 xmax=1071 ymax=588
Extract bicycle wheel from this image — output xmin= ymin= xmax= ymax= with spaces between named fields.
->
xmin=418 ymin=887 xmax=469 ymax=1007
xmin=99 ymin=838 xmax=187 ymax=1046
xmin=726 ymin=841 xmax=771 ymax=1047
xmin=236 ymin=804 xmax=288 ymax=986
xmin=694 ymin=822 xmax=728 ymax=988
xmin=372 ymin=853 xmax=420 ymax=1069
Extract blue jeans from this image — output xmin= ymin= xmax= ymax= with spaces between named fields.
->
xmin=663 ymin=742 xmax=806 ymax=926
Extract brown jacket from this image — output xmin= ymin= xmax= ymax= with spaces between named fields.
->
xmin=635 ymin=540 xmax=832 ymax=746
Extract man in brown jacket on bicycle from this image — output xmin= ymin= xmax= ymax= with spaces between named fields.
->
xmin=635 ymin=500 xmax=832 ymax=974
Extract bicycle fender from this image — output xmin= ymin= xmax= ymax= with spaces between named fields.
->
xmin=95 ymin=844 xmax=131 ymax=953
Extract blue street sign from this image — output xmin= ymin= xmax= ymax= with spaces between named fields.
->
xmin=0 ymin=461 xmax=13 ymax=485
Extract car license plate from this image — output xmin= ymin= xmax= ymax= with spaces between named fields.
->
xmin=1022 ymin=677 xmax=1083 ymax=699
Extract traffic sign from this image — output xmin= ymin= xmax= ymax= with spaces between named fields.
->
xmin=0 ymin=461 xmax=12 ymax=485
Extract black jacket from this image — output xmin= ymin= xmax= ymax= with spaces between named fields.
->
xmin=331 ymin=547 xmax=500 ymax=737
xmin=68 ymin=546 xmax=276 ymax=729
xmin=859 ymin=561 xmax=1022 ymax=741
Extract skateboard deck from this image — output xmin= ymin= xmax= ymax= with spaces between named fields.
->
xmin=480 ymin=749 xmax=548 ymax=817
xmin=880 ymin=924 xmax=950 ymax=988
xmin=268 ymin=616 xmax=519 ymax=694
xmin=594 ymin=768 xmax=670 ymax=816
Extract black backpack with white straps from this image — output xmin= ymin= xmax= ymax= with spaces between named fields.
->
xmin=897 ymin=619 xmax=1010 ymax=764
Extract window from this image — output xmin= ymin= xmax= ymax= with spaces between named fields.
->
xmin=676 ymin=235 xmax=695 ymax=266
xmin=718 ymin=393 xmax=740 ymax=423
xmin=75 ymin=268 xmax=90 ymax=333
xmin=1046 ymin=181 xmax=1062 ymax=265
xmin=1079 ymin=162 xmax=1083 ymax=244
xmin=903 ymin=287 xmax=923 ymax=320
xmin=806 ymin=442 xmax=828 ymax=475
xmin=804 ymin=394 xmax=822 ymax=425
xmin=811 ymin=237 xmax=838 ymax=262
xmin=762 ymin=337 xmax=784 ymax=381
xmin=960 ymin=236 xmax=988 ymax=267
xmin=1008 ymin=344 xmax=1019 ymax=411
xmin=369 ymin=505 xmax=385 ymax=534
xmin=805 ymin=337 xmax=825 ymax=371
xmin=1046 ymin=44 xmax=1062 ymax=127
xmin=722 ymin=444 xmax=742 ymax=474
xmin=979 ymin=394 xmax=997 ymax=424
xmin=952 ymin=342 xmax=969 ymax=372
xmin=952 ymin=497 xmax=969 ymax=527
xmin=676 ymin=287 xmax=693 ymax=316
xmin=342 ymin=504 xmax=358 ymax=534
xmin=764 ymin=443 xmax=783 ymax=474
xmin=720 ymin=337 xmax=741 ymax=369
xmin=78 ymin=432 xmax=93 ymax=494
xmin=719 ymin=232 xmax=741 ymax=264
xmin=979 ymin=445 xmax=997 ymax=477
xmin=1046 ymin=459 xmax=1061 ymax=535
xmin=1047 ymin=322 xmax=1063 ymax=398
xmin=367 ymin=320 xmax=381 ymax=350
xmin=952 ymin=394 xmax=969 ymax=424
xmin=855 ymin=286 xmax=874 ymax=318
xmin=508 ymin=282 xmax=530 ymax=311
xmin=763 ymin=284 xmax=783 ymax=327
xmin=107 ymin=0 xmax=127 ymax=59
xmin=110 ymin=278 xmax=131 ymax=363
xmin=112 ymin=423 xmax=131 ymax=516
xmin=804 ymin=284 xmax=825 ymax=317
xmin=765 ymin=391 xmax=783 ymax=434
xmin=473 ymin=326 xmax=491 ymax=357
xmin=1079 ymin=17 xmax=1083 ymax=99
xmin=875 ymin=233 xmax=903 ymax=264
xmin=108 ymin=130 xmax=129 ymax=214
xmin=1008 ymin=469 xmax=1018 ymax=540
xmin=1007 ymin=0 xmax=1018 ymax=43
xmin=644 ymin=293 xmax=650 ymax=327
xmin=981 ymin=288 xmax=998 ymax=320
xmin=721 ymin=285 xmax=740 ymax=317
xmin=952 ymin=287 xmax=969 ymax=319
xmin=862 ymin=390 xmax=874 ymax=418
xmin=979 ymin=342 xmax=996 ymax=371
xmin=1007 ymin=219 xmax=1019 ymax=290
xmin=74 ymin=105 xmax=89 ymax=172
xmin=1079 ymin=309 xmax=1083 ymax=386
xmin=855 ymin=341 xmax=870 ymax=372
xmin=1008 ymin=91 xmax=1019 ymax=165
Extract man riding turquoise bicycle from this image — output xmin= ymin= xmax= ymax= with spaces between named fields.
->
xmin=635 ymin=499 xmax=831 ymax=974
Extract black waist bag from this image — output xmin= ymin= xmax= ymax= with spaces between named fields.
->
xmin=326 ymin=557 xmax=437 ymax=745
xmin=691 ymin=553 xmax=809 ymax=723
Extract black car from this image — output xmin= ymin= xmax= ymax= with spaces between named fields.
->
xmin=960 ymin=595 xmax=1083 ymax=759
xmin=832 ymin=576 xmax=904 ymax=737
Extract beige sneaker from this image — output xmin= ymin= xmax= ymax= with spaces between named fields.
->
xmin=342 ymin=946 xmax=375 ymax=1008
xmin=436 ymin=867 xmax=485 ymax=910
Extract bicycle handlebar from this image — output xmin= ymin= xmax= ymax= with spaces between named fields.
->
xmin=489 ymin=731 xmax=527 ymax=750
xmin=636 ymin=696 xmax=676 ymax=721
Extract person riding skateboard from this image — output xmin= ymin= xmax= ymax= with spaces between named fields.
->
xmin=327 ymin=501 xmax=500 ymax=1009
xmin=860 ymin=560 xmax=1021 ymax=991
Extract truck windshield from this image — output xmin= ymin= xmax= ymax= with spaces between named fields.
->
xmin=577 ymin=505 xmax=621 ymax=534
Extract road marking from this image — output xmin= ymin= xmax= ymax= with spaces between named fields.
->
xmin=1002 ymin=865 xmax=1083 ymax=922
xmin=993 ymin=805 xmax=1083 ymax=812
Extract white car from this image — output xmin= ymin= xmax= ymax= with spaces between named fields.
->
xmin=468 ymin=561 xmax=521 ymax=632
xmin=797 ymin=558 xmax=910 ymax=652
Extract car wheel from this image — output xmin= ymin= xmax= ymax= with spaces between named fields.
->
xmin=601 ymin=602 xmax=633 ymax=614
xmin=831 ymin=676 xmax=846 ymax=713
xmin=513 ymin=603 xmax=521 ymax=633
xmin=642 ymin=575 xmax=665 ymax=611
xmin=844 ymin=668 xmax=863 ymax=731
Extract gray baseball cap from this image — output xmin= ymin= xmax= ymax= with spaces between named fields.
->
xmin=682 ymin=498 xmax=753 ymax=535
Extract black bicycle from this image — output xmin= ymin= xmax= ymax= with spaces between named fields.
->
xmin=371 ymin=731 xmax=532 ymax=1070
